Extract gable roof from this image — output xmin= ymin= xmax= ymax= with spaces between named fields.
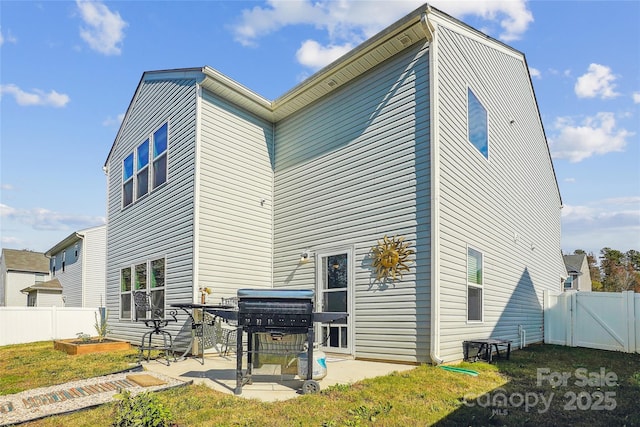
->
xmin=20 ymin=278 xmax=63 ymax=294
xmin=563 ymin=254 xmax=587 ymax=275
xmin=102 ymin=3 xmax=561 ymax=205
xmin=1 ymin=249 xmax=49 ymax=274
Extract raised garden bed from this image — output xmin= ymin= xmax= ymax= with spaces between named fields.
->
xmin=54 ymin=338 xmax=131 ymax=355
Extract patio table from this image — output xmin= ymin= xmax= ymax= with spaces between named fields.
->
xmin=170 ymin=303 xmax=236 ymax=364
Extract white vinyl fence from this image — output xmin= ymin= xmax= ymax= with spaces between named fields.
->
xmin=0 ymin=306 xmax=99 ymax=346
xmin=544 ymin=290 xmax=639 ymax=353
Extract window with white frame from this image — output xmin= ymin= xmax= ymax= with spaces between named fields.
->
xmin=467 ymin=246 xmax=483 ymax=322
xmin=121 ymin=122 xmax=168 ymax=209
xmin=136 ymin=139 xmax=149 ymax=199
xmin=467 ymin=88 xmax=488 ymax=158
xmin=120 ymin=257 xmax=166 ymax=320
xmin=152 ymin=123 xmax=168 ymax=189
xmin=122 ymin=153 xmax=134 ymax=207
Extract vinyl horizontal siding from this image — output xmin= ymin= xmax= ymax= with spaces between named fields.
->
xmin=82 ymin=226 xmax=106 ymax=307
xmin=197 ymin=90 xmax=274 ymax=299
xmin=105 ymin=78 xmax=197 ymax=343
xmin=273 ymin=43 xmax=432 ymax=363
xmin=434 ymin=25 xmax=564 ymax=362
xmin=52 ymin=244 xmax=83 ymax=307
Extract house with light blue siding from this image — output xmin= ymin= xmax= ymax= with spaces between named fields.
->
xmin=103 ymin=4 xmax=565 ymax=363
xmin=45 ymin=225 xmax=107 ymax=307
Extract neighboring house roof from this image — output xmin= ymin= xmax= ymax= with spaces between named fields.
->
xmin=45 ymin=225 xmax=106 ymax=257
xmin=1 ymin=249 xmax=49 ymax=273
xmin=20 ymin=278 xmax=63 ymax=293
xmin=45 ymin=232 xmax=82 ymax=257
xmin=563 ymin=254 xmax=586 ymax=275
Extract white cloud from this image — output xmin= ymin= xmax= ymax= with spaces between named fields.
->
xmin=1 ymin=183 xmax=15 ymax=191
xmin=0 ymin=84 xmax=70 ymax=107
xmin=102 ymin=113 xmax=125 ymax=127
xmin=436 ymin=0 xmax=533 ymax=42
xmin=0 ymin=27 xmax=18 ymax=46
xmin=232 ymin=0 xmax=533 ymax=69
xmin=76 ymin=0 xmax=127 ymax=55
xmin=633 ymin=92 xmax=640 ymax=104
xmin=563 ymin=178 xmax=575 ymax=183
xmin=529 ymin=67 xmax=541 ymax=79
xmin=549 ymin=112 xmax=633 ymax=162
xmin=0 ymin=235 xmax=22 ymax=246
xmin=575 ymin=63 xmax=619 ymax=99
xmin=561 ymin=199 xmax=640 ymax=253
xmin=0 ymin=203 xmax=105 ymax=232
xmin=296 ymin=40 xmax=354 ymax=70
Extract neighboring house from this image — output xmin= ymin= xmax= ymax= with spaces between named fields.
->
xmin=20 ymin=278 xmax=64 ymax=307
xmin=45 ymin=225 xmax=107 ymax=308
xmin=563 ymin=254 xmax=593 ymax=292
xmin=0 ymin=249 xmax=50 ymax=306
xmin=103 ymin=5 xmax=565 ymax=363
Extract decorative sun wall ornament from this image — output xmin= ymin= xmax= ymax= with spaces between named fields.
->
xmin=371 ymin=234 xmax=415 ymax=281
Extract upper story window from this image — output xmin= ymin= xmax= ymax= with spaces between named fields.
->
xmin=136 ymin=139 xmax=149 ymax=199
xmin=121 ymin=122 xmax=168 ymax=209
xmin=467 ymin=88 xmax=488 ymax=158
xmin=153 ymin=123 xmax=168 ymax=189
xmin=123 ymin=153 xmax=134 ymax=208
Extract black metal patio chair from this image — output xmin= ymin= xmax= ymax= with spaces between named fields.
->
xmin=133 ymin=290 xmax=177 ymax=365
xmin=219 ymin=296 xmax=238 ymax=356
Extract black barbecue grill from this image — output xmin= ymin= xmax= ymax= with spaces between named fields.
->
xmin=207 ymin=288 xmax=347 ymax=395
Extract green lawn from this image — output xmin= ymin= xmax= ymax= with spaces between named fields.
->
xmin=2 ymin=341 xmax=639 ymax=426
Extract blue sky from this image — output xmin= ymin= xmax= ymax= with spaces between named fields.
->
xmin=1 ymin=0 xmax=638 ymax=257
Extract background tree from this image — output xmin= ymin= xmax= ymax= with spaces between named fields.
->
xmin=599 ymin=248 xmax=640 ymax=292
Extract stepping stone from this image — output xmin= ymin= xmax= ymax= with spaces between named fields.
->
xmin=126 ymin=374 xmax=167 ymax=387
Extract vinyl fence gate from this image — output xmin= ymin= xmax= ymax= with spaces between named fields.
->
xmin=544 ymin=290 xmax=639 ymax=353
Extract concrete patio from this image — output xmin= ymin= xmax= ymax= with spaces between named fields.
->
xmin=141 ymin=352 xmax=416 ymax=402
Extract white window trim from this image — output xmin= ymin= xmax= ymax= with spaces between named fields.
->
xmin=466 ymin=86 xmax=489 ymax=160
xmin=119 ymin=256 xmax=167 ymax=321
xmin=151 ymin=122 xmax=169 ymax=191
xmin=466 ymin=245 xmax=484 ymax=324
xmin=120 ymin=120 xmax=169 ymax=211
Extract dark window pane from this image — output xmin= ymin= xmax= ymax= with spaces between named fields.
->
xmin=121 ymin=293 xmax=131 ymax=319
xmin=468 ymin=286 xmax=482 ymax=321
xmin=123 ymin=180 xmax=133 ymax=207
xmin=154 ymin=123 xmax=168 ymax=157
xmin=327 ymin=254 xmax=347 ymax=288
xmin=137 ymin=140 xmax=149 ymax=169
xmin=123 ymin=153 xmax=134 ymax=180
xmin=341 ymin=326 xmax=348 ymax=348
xmin=121 ymin=268 xmax=131 ymax=291
xmin=324 ymin=291 xmax=347 ymax=312
xmin=135 ymin=263 xmax=147 ymax=290
xmin=137 ymin=169 xmax=148 ymax=198
xmin=153 ymin=154 xmax=167 ymax=188
xmin=151 ymin=289 xmax=165 ymax=317
xmin=468 ymin=89 xmax=488 ymax=158
xmin=151 ymin=259 xmax=165 ymax=288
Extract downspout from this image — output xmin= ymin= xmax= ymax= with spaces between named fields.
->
xmin=421 ymin=8 xmax=443 ymax=365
